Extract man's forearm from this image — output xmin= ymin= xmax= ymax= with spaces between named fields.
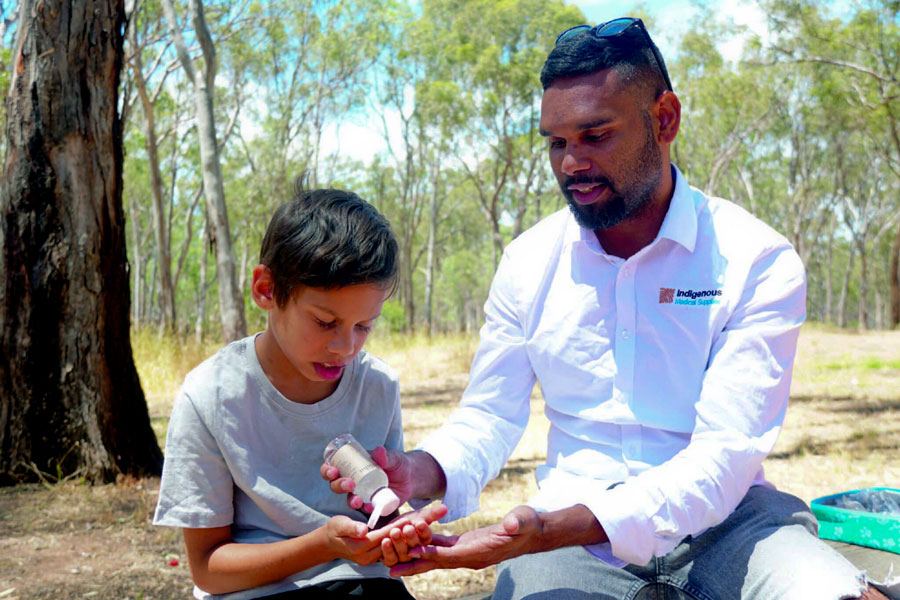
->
xmin=408 ymin=449 xmax=448 ymax=499
xmin=534 ymin=504 xmax=608 ymax=553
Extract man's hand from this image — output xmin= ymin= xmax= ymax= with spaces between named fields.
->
xmin=389 ymin=505 xmax=542 ymax=576
xmin=320 ymin=447 xmax=445 ymax=513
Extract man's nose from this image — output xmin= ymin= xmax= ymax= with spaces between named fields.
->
xmin=561 ymin=146 xmax=590 ymax=175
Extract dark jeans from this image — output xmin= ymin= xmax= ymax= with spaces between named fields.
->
xmin=263 ymin=578 xmax=414 ymax=599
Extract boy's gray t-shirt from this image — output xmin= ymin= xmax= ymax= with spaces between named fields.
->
xmin=153 ymin=335 xmax=404 ymax=600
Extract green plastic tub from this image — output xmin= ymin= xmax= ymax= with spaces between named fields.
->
xmin=810 ymin=487 xmax=900 ymax=555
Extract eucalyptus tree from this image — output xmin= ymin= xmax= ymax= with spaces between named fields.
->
xmin=420 ymin=0 xmax=582 ymax=267
xmin=235 ymin=1 xmax=389 ymax=211
xmin=764 ymin=0 xmax=900 ymax=327
xmin=368 ymin=5 xmax=471 ymax=332
xmin=160 ymin=0 xmax=247 ymax=342
xmin=125 ymin=0 xmax=180 ymax=333
xmin=670 ymin=23 xmax=777 ymax=202
xmin=0 ymin=0 xmax=161 ymax=484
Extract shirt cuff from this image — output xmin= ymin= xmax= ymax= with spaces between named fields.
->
xmin=417 ymin=437 xmax=481 ymax=522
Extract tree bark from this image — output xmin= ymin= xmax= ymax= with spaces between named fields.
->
xmin=0 ymin=0 xmax=162 ymax=484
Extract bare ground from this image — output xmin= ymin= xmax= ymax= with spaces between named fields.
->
xmin=1 ymin=326 xmax=898 ymax=599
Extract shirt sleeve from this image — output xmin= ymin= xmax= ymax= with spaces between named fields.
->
xmin=385 ymin=379 xmax=404 ymax=453
xmin=152 ymin=389 xmax=235 ymax=528
xmin=418 ymin=248 xmax=537 ymax=521
xmin=583 ymin=243 xmax=807 ymax=565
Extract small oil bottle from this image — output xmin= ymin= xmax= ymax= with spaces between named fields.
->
xmin=323 ymin=433 xmax=400 ymax=529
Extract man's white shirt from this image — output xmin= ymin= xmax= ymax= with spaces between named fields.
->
xmin=418 ymin=166 xmax=807 ymax=566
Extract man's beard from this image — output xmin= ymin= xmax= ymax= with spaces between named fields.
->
xmin=560 ymin=117 xmax=663 ymax=231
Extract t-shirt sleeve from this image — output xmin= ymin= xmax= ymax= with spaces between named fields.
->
xmin=153 ymin=389 xmax=235 ymax=528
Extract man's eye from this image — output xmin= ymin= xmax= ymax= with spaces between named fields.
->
xmin=356 ymin=324 xmax=372 ymax=333
xmin=548 ymin=139 xmax=565 ymax=149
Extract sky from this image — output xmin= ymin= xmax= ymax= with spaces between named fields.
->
xmin=318 ymin=0 xmax=772 ymax=165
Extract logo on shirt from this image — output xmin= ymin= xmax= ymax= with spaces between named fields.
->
xmin=659 ymin=287 xmax=722 ymax=306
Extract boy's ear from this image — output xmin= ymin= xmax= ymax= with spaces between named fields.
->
xmin=251 ymin=264 xmax=276 ymax=310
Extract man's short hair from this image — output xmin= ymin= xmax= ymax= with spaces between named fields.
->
xmin=540 ymin=26 xmax=668 ymax=102
xmin=259 ymin=183 xmax=399 ymax=307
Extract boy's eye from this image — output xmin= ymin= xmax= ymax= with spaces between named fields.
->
xmin=356 ymin=324 xmax=372 ymax=333
xmin=315 ymin=317 xmax=336 ymax=329
xmin=548 ymin=138 xmax=565 ymax=149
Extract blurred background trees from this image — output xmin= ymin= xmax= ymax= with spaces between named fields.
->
xmin=8 ymin=0 xmax=899 ymax=342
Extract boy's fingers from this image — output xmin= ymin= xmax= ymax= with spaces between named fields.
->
xmin=422 ymin=502 xmax=448 ymax=524
xmin=402 ymin=523 xmax=420 ymax=547
xmin=380 ymin=537 xmax=398 ymax=567
xmin=332 ymin=516 xmax=368 ymax=539
xmin=389 ymin=527 xmax=409 ymax=558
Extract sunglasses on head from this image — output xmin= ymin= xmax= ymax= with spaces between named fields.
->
xmin=555 ymin=17 xmax=673 ymax=92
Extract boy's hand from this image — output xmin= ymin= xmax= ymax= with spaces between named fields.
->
xmin=377 ymin=502 xmax=448 ymax=567
xmin=324 ymin=503 xmax=448 ymax=567
xmin=323 ymin=515 xmax=382 ymax=565
xmin=320 ymin=446 xmax=419 ymax=511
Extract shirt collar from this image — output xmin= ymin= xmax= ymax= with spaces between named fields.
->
xmin=563 ymin=164 xmax=699 ymax=254
xmin=657 ymin=165 xmax=698 ymax=253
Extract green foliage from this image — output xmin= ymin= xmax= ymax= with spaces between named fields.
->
xmin=380 ymin=299 xmax=407 ymax=334
xmin=116 ymin=0 xmax=900 ymax=337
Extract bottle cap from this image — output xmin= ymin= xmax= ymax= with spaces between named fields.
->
xmin=366 ymin=488 xmax=400 ymax=529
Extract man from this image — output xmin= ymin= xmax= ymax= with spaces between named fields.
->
xmin=325 ymin=18 xmax=889 ymax=600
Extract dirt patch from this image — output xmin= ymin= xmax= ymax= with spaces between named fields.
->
xmin=0 ymin=479 xmax=191 ymax=600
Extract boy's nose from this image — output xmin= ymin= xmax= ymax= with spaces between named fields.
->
xmin=327 ymin=328 xmax=356 ymax=357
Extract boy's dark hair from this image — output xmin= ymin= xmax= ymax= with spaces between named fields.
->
xmin=540 ymin=26 xmax=667 ymax=103
xmin=260 ymin=183 xmax=399 ymax=307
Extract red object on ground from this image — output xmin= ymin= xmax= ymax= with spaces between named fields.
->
xmin=168 ymin=558 xmax=180 ymax=567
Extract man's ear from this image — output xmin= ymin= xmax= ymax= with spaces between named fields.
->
xmin=654 ymin=90 xmax=681 ymax=145
xmin=251 ymin=264 xmax=276 ymax=310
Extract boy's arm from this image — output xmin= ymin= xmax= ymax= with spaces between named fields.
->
xmin=184 ymin=503 xmax=447 ymax=595
xmin=183 ymin=518 xmax=372 ymax=595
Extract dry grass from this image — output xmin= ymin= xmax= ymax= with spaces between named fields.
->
xmin=0 ymin=324 xmax=898 ymax=599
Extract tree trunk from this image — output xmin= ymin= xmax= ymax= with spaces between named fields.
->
xmin=0 ymin=0 xmax=162 ymax=484
xmin=128 ymin=195 xmax=144 ymax=326
xmin=838 ymin=248 xmax=855 ymax=329
xmin=857 ymin=239 xmax=868 ymax=332
xmin=129 ymin=34 xmax=175 ymax=333
xmin=196 ymin=218 xmax=209 ymax=344
xmin=160 ymin=0 xmax=246 ymax=343
xmin=825 ymin=217 xmax=834 ymax=324
xmin=891 ymin=217 xmax=900 ymax=328
xmin=423 ymin=169 xmax=439 ymax=338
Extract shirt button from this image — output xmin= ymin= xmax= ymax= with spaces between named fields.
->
xmin=621 ymin=330 xmax=630 ymax=340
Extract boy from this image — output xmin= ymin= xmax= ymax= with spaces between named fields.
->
xmin=154 ymin=187 xmax=445 ymax=599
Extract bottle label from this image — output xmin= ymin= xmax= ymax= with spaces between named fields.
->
xmin=331 ymin=443 xmax=379 ymax=485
